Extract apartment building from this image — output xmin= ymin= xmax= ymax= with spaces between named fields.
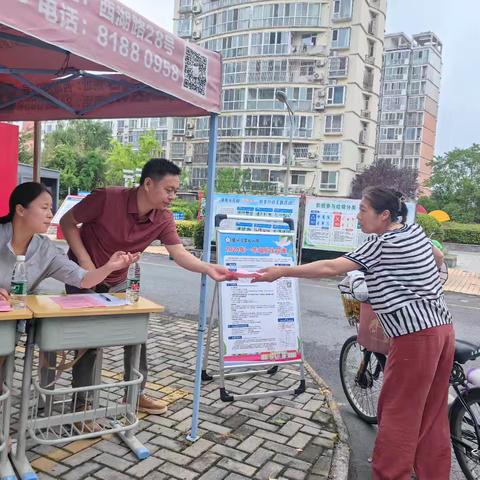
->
xmin=175 ymin=0 xmax=387 ymax=195
xmin=376 ymin=32 xmax=442 ymax=190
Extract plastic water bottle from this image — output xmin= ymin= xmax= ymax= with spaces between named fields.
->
xmin=467 ymin=368 xmax=480 ymax=387
xmin=126 ymin=261 xmax=141 ymax=304
xmin=10 ymin=255 xmax=27 ymax=310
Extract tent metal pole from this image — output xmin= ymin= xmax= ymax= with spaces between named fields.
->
xmin=33 ymin=121 xmax=41 ymax=182
xmin=187 ymin=112 xmax=218 ymax=442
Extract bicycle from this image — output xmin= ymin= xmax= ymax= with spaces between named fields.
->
xmin=338 ymin=262 xmax=480 ymax=480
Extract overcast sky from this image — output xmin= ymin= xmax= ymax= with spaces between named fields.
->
xmin=121 ymin=0 xmax=478 ymax=155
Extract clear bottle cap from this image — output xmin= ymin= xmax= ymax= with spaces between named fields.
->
xmin=16 ymin=255 xmax=26 ymax=261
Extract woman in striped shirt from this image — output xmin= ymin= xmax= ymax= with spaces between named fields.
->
xmin=256 ymin=187 xmax=454 ymax=480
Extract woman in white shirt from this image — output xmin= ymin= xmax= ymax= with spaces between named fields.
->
xmin=0 ymin=182 xmax=138 ymax=301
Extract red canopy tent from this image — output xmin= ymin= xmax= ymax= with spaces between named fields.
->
xmin=0 ymin=0 xmax=221 ymax=466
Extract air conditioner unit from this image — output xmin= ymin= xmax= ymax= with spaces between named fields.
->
xmin=313 ymin=71 xmax=324 ymax=81
xmin=186 ymin=121 xmax=195 ymax=130
xmin=184 ymin=156 xmax=192 ymax=163
xmin=328 ymin=79 xmax=338 ymax=86
xmin=361 ymin=109 xmax=371 ymax=119
xmin=307 ymin=151 xmax=317 ymax=159
xmin=314 ymin=100 xmax=325 ymax=110
xmin=315 ymin=59 xmax=326 ymax=68
xmin=185 ymin=131 xmax=194 ymax=138
xmin=192 ymin=2 xmax=202 ymax=13
xmin=365 ymin=55 xmax=375 ymax=65
xmin=192 ymin=29 xmax=201 ymax=40
xmin=317 ymin=89 xmax=326 ymax=97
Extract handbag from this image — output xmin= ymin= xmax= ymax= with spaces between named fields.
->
xmin=357 ymin=302 xmax=391 ymax=355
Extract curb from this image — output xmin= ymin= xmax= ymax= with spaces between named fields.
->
xmin=304 ymin=361 xmax=350 ymax=480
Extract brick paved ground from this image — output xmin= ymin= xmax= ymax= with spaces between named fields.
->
xmin=9 ymin=313 xmax=341 ymax=480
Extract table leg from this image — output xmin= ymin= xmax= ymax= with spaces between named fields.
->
xmin=115 ymin=344 xmax=149 ymax=460
xmin=11 ymin=324 xmax=38 ymax=480
xmin=0 ymin=354 xmax=17 ymax=480
xmin=92 ymin=348 xmax=103 ymax=409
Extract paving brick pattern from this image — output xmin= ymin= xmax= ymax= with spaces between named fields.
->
xmin=15 ymin=314 xmax=338 ymax=479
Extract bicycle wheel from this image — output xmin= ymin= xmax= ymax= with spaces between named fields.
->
xmin=450 ymin=388 xmax=480 ymax=480
xmin=339 ymin=335 xmax=385 ymax=424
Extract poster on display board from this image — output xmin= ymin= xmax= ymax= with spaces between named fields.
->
xmin=217 ymin=230 xmax=302 ymax=367
xmin=51 ymin=194 xmax=88 ymax=225
xmin=212 ymin=194 xmax=301 ymax=236
xmin=302 ymin=197 xmax=416 ymax=252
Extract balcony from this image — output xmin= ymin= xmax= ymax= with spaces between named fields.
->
xmin=359 ymin=131 xmax=368 ymax=145
xmin=291 ymin=44 xmax=329 ymax=57
xmin=361 ymin=109 xmax=371 ymax=119
xmin=365 ymin=55 xmax=375 ymax=65
xmin=322 ymin=154 xmax=341 ymax=163
xmin=332 ymin=11 xmax=352 ymax=22
xmin=368 ymin=21 xmax=377 ymax=36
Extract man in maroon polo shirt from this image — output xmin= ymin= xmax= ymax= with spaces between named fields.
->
xmin=61 ymin=158 xmax=230 ymax=418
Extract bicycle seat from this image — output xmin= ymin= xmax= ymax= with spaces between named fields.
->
xmin=454 ymin=340 xmax=480 ymax=364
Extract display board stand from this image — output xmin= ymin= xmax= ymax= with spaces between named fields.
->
xmin=202 ymin=215 xmax=305 ymax=402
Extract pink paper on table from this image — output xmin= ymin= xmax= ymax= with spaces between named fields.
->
xmin=0 ymin=300 xmax=13 ymax=312
xmin=49 ymin=294 xmax=106 ymax=309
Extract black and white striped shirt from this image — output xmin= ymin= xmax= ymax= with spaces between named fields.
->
xmin=344 ymin=223 xmax=452 ymax=338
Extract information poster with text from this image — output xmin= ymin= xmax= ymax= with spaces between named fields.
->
xmin=302 ymin=197 xmax=416 ymax=252
xmin=217 ymin=231 xmax=301 ymax=367
xmin=213 ymin=194 xmax=300 ymax=236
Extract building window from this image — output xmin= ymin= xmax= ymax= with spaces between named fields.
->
xmin=291 ymin=173 xmax=306 ymax=185
xmin=191 ymin=167 xmax=208 ymax=189
xmin=223 ymin=61 xmax=248 ymax=85
xmin=380 ymin=127 xmax=403 ymax=141
xmin=326 ymin=86 xmax=346 ymax=105
xmin=248 ymin=59 xmax=288 ymax=83
xmin=223 ymin=88 xmax=245 ymax=111
xmin=378 ymin=142 xmax=402 ymax=155
xmin=413 ymin=49 xmax=429 ymax=65
xmin=172 ymin=118 xmax=186 ymax=135
xmin=192 ymin=142 xmax=208 ymax=164
xmin=245 ymin=115 xmax=286 ymax=137
xmin=202 ymin=34 xmax=249 ymax=58
xmin=331 ymin=28 xmax=350 ymax=49
xmin=381 ymin=112 xmax=404 ymax=126
xmin=177 ymin=16 xmax=192 ymax=37
xmin=329 ymin=57 xmax=348 ymax=77
xmin=407 ymin=96 xmax=425 ymax=111
xmin=218 ymin=115 xmax=243 ymax=136
xmin=195 ymin=117 xmax=210 ymax=139
xmin=409 ymin=81 xmax=426 ymax=95
xmin=381 ymin=96 xmax=407 ymax=111
xmin=324 ymin=114 xmax=343 ymax=134
xmin=251 ymin=32 xmax=289 ymax=56
xmin=384 ymin=50 xmax=410 ymax=66
xmin=404 ymin=127 xmax=422 ymax=141
xmin=170 ymin=142 xmax=186 ymax=159
xmin=322 ymin=143 xmax=341 ymax=162
xmin=405 ymin=112 xmax=423 ymax=127
xmin=332 ymin=0 xmax=352 ymax=20
xmin=202 ymin=7 xmax=250 ymax=37
xmin=217 ymin=141 xmax=242 ymax=164
xmin=251 ymin=2 xmax=321 ymax=29
xmin=293 ymin=116 xmax=314 ymax=138
xmin=244 ymin=142 xmax=282 ymax=164
xmin=320 ymin=171 xmax=339 ymax=190
xmin=404 ymin=143 xmax=421 ymax=156
xmin=293 ymin=143 xmax=309 ymax=159
xmin=384 ymin=66 xmax=408 ymax=81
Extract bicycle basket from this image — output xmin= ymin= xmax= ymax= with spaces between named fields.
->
xmin=338 ymin=283 xmax=361 ymax=326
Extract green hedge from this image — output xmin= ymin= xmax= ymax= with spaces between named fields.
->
xmin=416 ymin=214 xmax=444 ymax=241
xmin=170 ymin=200 xmax=198 ymax=220
xmin=442 ymin=222 xmax=480 ymax=245
xmin=175 ymin=220 xmax=197 ymax=238
xmin=193 ymin=221 xmax=205 ymax=249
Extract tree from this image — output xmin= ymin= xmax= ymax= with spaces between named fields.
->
xmin=215 ymin=167 xmax=245 ymax=193
xmin=43 ymin=121 xmax=112 ymax=197
xmin=427 ymin=144 xmax=480 ymax=223
xmin=18 ymin=130 xmax=33 ymax=165
xmin=106 ymin=131 xmax=163 ymax=185
xmin=350 ymin=161 xmax=419 ymax=200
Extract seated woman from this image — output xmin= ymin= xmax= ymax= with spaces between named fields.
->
xmin=0 ymin=182 xmax=139 ymax=434
xmin=0 ymin=182 xmax=138 ymax=300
